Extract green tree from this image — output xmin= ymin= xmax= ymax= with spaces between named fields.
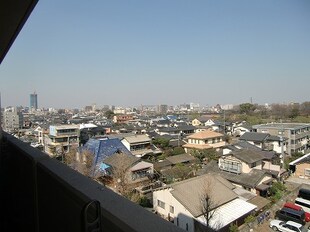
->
xmin=104 ymin=110 xmax=115 ymax=119
xmin=269 ymin=181 xmax=286 ymax=202
xmin=229 ymin=223 xmax=239 ymax=232
xmin=171 ymin=147 xmax=185 ymax=156
xmin=289 ymin=107 xmax=300 ymax=119
xmin=239 ymin=103 xmax=256 ymax=114
xmin=190 ymin=149 xmax=219 ymax=162
xmin=153 ymin=137 xmax=169 ymax=148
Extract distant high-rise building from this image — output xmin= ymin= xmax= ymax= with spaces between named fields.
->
xmin=30 ymin=92 xmax=38 ymax=110
xmin=157 ymin=104 xmax=168 ymax=115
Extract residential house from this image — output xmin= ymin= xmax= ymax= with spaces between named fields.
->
xmin=154 ymin=153 xmax=198 ymax=172
xmin=210 ymin=121 xmax=233 ymax=135
xmin=232 ymin=123 xmax=253 ymax=137
xmin=79 ymin=123 xmax=106 ymax=145
xmin=183 ymin=130 xmax=226 ymax=153
xmin=289 ymin=153 xmax=310 ymax=179
xmin=153 ymin=174 xmax=257 ymax=232
xmin=113 ymin=114 xmax=134 ymax=124
xmin=240 ymin=132 xmax=288 ymax=154
xmin=157 ymin=125 xmax=196 ymax=136
xmin=121 ymin=134 xmax=161 ymax=157
xmin=191 ymin=117 xmax=215 ymax=127
xmin=103 ymin=153 xmax=154 ymax=186
xmin=83 ymin=138 xmax=154 ymax=185
xmin=223 ymin=141 xmax=282 ymax=178
xmin=239 ymin=132 xmax=270 ymax=149
xmin=209 ymin=149 xmax=274 ymax=196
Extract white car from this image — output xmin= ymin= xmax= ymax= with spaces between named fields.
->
xmin=269 ymin=220 xmax=306 ymax=232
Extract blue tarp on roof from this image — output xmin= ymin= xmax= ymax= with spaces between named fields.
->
xmin=83 ymin=138 xmax=132 ymax=166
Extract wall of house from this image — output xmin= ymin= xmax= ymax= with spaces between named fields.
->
xmin=241 ymin=160 xmax=262 ymax=174
xmin=241 ymin=162 xmax=251 ymax=174
xmin=257 ymin=175 xmax=272 ymax=186
xmin=295 ymin=163 xmax=310 ymax=179
xmin=121 ymin=139 xmax=131 ymax=151
xmin=153 ymin=188 xmax=195 ymax=232
xmin=192 ymin=119 xmax=201 ymax=126
xmin=263 ymin=160 xmax=280 ymax=173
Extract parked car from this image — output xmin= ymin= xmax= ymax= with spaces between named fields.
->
xmin=269 ymin=220 xmax=306 ymax=232
xmin=283 ymin=202 xmax=310 ymax=222
xmin=275 ymin=207 xmax=305 ymax=225
xmin=298 ymin=188 xmax=310 ymax=201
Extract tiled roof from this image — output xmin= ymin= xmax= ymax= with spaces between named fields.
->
xmin=104 ymin=153 xmax=140 ymax=170
xmin=170 ymin=174 xmax=237 ymax=218
xmin=239 ymin=132 xmax=269 ymax=142
xmin=232 ymin=149 xmax=265 ymax=164
xmin=166 ymin=153 xmax=197 ymax=164
xmin=123 ymin=134 xmax=151 ymax=144
xmin=202 ymin=160 xmax=269 ymax=188
xmin=83 ymin=138 xmax=132 ymax=166
xmin=186 ymin=130 xmax=224 ymax=139
xmin=183 ymin=143 xmax=212 ymax=149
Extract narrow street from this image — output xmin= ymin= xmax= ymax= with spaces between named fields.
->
xmin=239 ymin=177 xmax=310 ymax=232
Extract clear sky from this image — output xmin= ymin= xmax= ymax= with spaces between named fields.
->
xmin=1 ymin=0 xmax=309 ymax=109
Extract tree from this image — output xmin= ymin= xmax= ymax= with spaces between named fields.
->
xmin=239 ymin=103 xmax=256 ymax=114
xmin=289 ymin=107 xmax=300 ymax=119
xmin=104 ymin=110 xmax=115 ymax=119
xmin=171 ymin=147 xmax=185 ymax=156
xmin=229 ymin=223 xmax=239 ymax=232
xmin=64 ymin=148 xmax=95 ymax=178
xmin=190 ymin=149 xmax=219 ymax=163
xmin=108 ymin=153 xmax=136 ymax=196
xmin=153 ymin=137 xmax=169 ymax=148
xmin=200 ymin=177 xmax=218 ymax=231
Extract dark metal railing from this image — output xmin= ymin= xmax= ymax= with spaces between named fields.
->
xmin=0 ymin=132 xmax=183 ymax=232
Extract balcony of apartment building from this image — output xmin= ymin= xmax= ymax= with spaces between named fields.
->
xmin=0 ymin=2 xmax=183 ymax=231
xmin=290 ymin=131 xmax=309 ymax=140
xmin=0 ymin=132 xmax=183 ymax=232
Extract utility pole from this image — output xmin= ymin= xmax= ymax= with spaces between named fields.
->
xmin=280 ymin=120 xmax=284 ymax=169
xmin=223 ymin=109 xmax=226 ymax=134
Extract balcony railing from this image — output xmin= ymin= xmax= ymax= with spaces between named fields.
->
xmin=0 ymin=132 xmax=183 ymax=232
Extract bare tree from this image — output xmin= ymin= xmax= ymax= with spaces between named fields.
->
xmin=64 ymin=148 xmax=95 ymax=178
xmin=108 ymin=153 xmax=135 ymax=196
xmin=200 ymin=177 xmax=218 ymax=231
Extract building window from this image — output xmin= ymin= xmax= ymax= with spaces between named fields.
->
xmin=305 ymin=169 xmax=310 ymax=177
xmin=170 ymin=205 xmax=174 ymax=214
xmin=186 ymin=223 xmax=188 ymax=231
xmin=157 ymin=200 xmax=165 ymax=209
xmin=250 ymin=162 xmax=257 ymax=168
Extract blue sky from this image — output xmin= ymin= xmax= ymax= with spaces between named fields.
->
xmin=1 ymin=0 xmax=309 ymax=108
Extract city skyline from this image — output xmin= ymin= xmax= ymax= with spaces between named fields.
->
xmin=1 ymin=0 xmax=309 ymax=108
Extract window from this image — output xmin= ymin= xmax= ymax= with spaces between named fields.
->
xmin=305 ymin=169 xmax=310 ymax=177
xmin=169 ymin=205 xmax=174 ymax=214
xmin=157 ymin=200 xmax=165 ymax=209
xmin=250 ymin=162 xmax=257 ymax=168
xmin=186 ymin=223 xmax=188 ymax=231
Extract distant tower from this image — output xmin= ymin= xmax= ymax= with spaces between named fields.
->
xmin=30 ymin=92 xmax=38 ymax=110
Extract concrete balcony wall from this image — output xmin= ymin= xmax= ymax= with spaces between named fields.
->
xmin=0 ymin=133 xmax=183 ymax=232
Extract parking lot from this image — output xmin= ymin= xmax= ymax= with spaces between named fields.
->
xmin=239 ymin=177 xmax=310 ymax=232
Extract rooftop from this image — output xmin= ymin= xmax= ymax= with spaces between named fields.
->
xmin=253 ymin=123 xmax=310 ymax=130
xmin=170 ymin=174 xmax=237 ymax=218
xmin=186 ymin=130 xmax=224 ymax=140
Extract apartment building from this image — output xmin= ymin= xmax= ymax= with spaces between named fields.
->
xmin=44 ymin=125 xmax=79 ymax=156
xmin=253 ymin=123 xmax=310 ymax=155
xmin=3 ymin=110 xmax=23 ymax=133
